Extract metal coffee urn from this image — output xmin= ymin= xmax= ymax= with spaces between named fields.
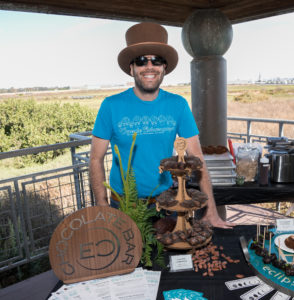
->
xmin=267 ymin=137 xmax=294 ymax=183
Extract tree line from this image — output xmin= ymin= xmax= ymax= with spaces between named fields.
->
xmin=0 ymin=86 xmax=70 ymax=94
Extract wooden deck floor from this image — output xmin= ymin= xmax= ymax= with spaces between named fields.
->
xmin=226 ymin=203 xmax=290 ymax=225
xmin=0 ymin=204 xmax=291 ymax=300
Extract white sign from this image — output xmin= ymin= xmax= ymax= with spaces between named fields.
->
xmin=276 ymin=218 xmax=294 ymax=232
xmin=169 ymin=254 xmax=194 ymax=272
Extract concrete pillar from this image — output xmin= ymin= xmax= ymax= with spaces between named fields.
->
xmin=190 ymin=56 xmax=227 ymax=146
xmin=182 ymin=9 xmax=233 ymax=146
xmin=182 ymin=9 xmax=233 ymax=220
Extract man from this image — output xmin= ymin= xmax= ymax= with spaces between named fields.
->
xmin=90 ymin=22 xmax=234 ymax=229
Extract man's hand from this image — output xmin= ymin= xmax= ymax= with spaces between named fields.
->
xmin=186 ymin=135 xmax=236 ymax=229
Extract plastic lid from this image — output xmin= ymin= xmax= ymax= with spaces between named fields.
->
xmin=239 ymin=145 xmax=258 ymax=151
xmin=260 ymin=156 xmax=269 ymax=163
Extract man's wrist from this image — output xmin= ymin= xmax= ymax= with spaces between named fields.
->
xmin=204 ymin=203 xmax=219 ymax=217
xmin=96 ymin=198 xmax=109 ymax=206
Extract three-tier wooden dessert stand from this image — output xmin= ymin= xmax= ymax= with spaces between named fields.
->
xmin=157 ymin=137 xmax=212 ymax=250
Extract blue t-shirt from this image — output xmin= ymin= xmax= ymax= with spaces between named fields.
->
xmin=92 ymin=88 xmax=199 ymax=198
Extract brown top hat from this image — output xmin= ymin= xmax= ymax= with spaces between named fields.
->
xmin=118 ymin=22 xmax=178 ymax=76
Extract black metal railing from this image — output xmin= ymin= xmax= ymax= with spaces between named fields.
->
xmin=0 ymin=116 xmax=293 ymax=272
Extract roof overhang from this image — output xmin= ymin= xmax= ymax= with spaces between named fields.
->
xmin=0 ymin=0 xmax=294 ymax=26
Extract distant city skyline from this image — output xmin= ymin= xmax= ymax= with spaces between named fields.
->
xmin=0 ymin=10 xmax=293 ymax=89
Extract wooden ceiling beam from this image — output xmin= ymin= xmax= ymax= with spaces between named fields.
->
xmin=0 ymin=0 xmax=293 ymax=26
xmin=223 ymin=0 xmax=294 ymax=23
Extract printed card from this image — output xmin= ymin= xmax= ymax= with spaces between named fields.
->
xmin=169 ymin=254 xmax=194 ymax=272
xmin=163 ymin=289 xmax=206 ymax=300
xmin=276 ymin=219 xmax=294 ymax=232
xmin=225 ymin=276 xmax=263 ymax=291
xmin=240 ymin=283 xmax=274 ymax=300
xmin=48 ymin=268 xmax=160 ymax=300
xmin=270 ymin=291 xmax=291 ymax=300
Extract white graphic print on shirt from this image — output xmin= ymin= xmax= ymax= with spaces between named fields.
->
xmin=118 ymin=114 xmax=176 ymax=136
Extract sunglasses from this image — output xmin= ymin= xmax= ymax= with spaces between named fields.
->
xmin=131 ymin=56 xmax=167 ymax=67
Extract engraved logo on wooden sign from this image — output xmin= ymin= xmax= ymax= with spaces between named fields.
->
xmin=49 ymin=206 xmax=142 ymax=284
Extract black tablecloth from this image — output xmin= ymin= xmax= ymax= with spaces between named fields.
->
xmin=156 ymin=225 xmax=282 ymax=300
xmin=188 ymin=181 xmax=294 ymax=206
xmin=49 ymin=225 xmax=290 ymax=300
xmin=213 ymin=182 xmax=294 ymax=206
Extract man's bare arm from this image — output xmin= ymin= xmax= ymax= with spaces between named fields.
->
xmin=186 ymin=135 xmax=235 ymax=229
xmin=89 ymin=136 xmax=110 ymax=206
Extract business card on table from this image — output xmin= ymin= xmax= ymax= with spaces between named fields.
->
xmin=163 ymin=289 xmax=206 ymax=300
xmin=240 ymin=283 xmax=274 ymax=300
xmin=270 ymin=291 xmax=291 ymax=300
xmin=169 ymin=254 xmax=194 ymax=272
xmin=225 ymin=276 xmax=263 ymax=291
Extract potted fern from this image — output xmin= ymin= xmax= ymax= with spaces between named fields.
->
xmin=104 ymin=133 xmax=165 ymax=268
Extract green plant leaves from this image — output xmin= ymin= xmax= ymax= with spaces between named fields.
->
xmin=0 ymin=99 xmax=96 ymax=166
xmin=104 ymin=133 xmax=165 ymax=268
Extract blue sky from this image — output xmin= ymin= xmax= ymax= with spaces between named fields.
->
xmin=0 ymin=10 xmax=293 ymax=88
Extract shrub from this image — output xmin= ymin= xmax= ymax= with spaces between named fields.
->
xmin=233 ymin=91 xmax=269 ymax=102
xmin=0 ymin=99 xmax=96 ymax=166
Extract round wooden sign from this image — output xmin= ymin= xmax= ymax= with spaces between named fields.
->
xmin=49 ymin=206 xmax=142 ymax=284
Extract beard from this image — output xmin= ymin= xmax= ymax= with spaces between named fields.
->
xmin=133 ymin=68 xmax=165 ymax=94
